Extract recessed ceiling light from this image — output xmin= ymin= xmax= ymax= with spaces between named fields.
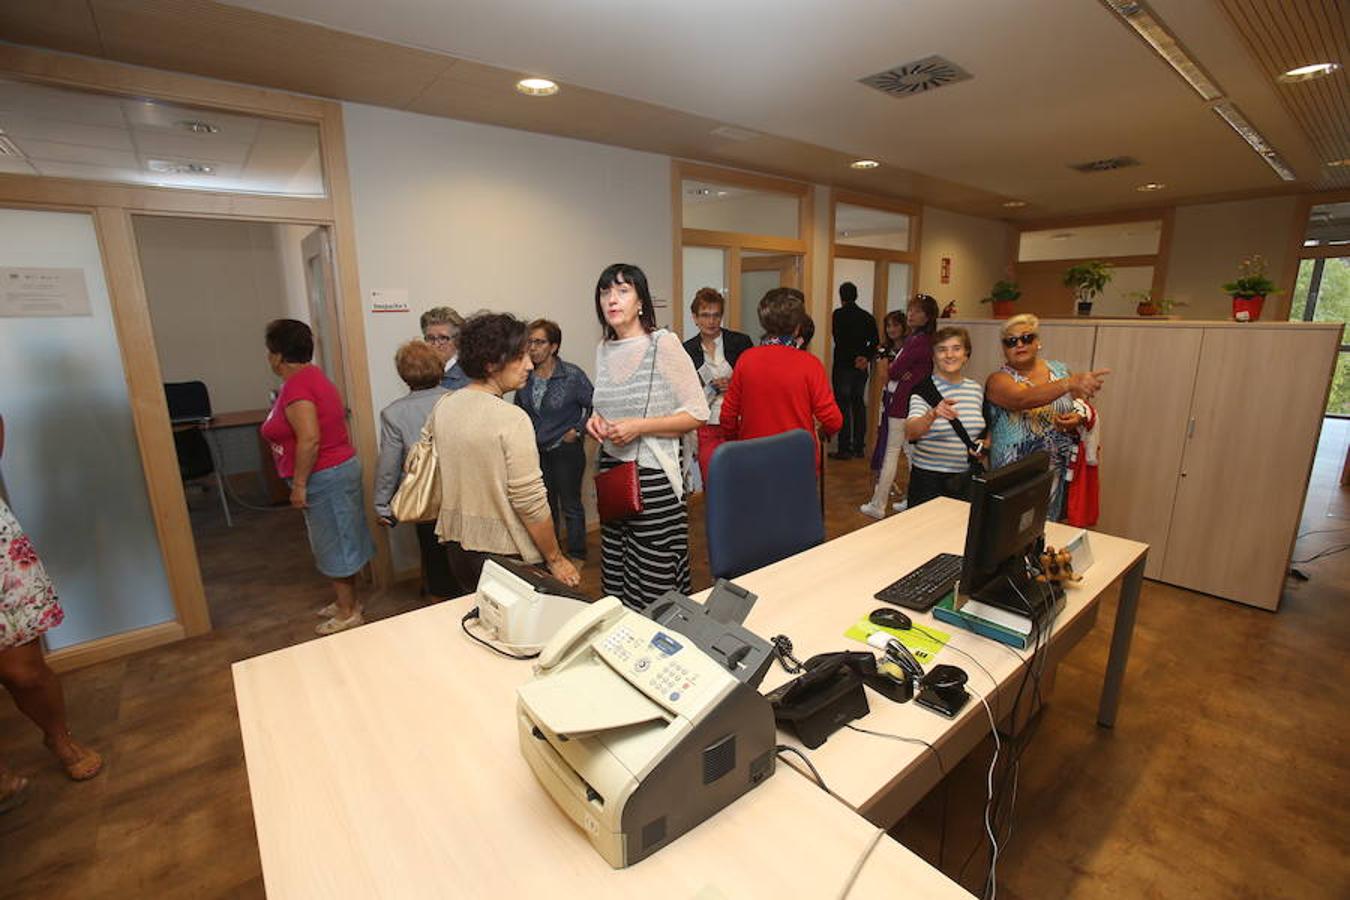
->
xmin=850 ymin=159 xmax=880 ymax=170
xmin=1002 ymin=200 xmax=1028 ymax=208
xmin=1277 ymin=62 xmax=1341 ymax=83
xmin=175 ymin=119 xmax=220 ymax=134
xmin=715 ymin=190 xmax=728 ymax=197
xmin=1135 ymin=182 xmax=1166 ymax=192
xmin=515 ymin=78 xmax=559 ymax=96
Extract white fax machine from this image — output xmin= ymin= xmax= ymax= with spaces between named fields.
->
xmin=516 ymin=596 xmax=777 ymax=868
xmin=471 ymin=557 xmax=594 ymax=653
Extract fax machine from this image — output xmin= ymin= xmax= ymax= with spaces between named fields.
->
xmin=516 ymin=594 xmax=777 ymax=868
xmin=471 ymin=556 xmax=594 ymax=653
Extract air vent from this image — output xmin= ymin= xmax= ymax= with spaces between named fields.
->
xmin=1069 ymin=156 xmax=1140 ymax=173
xmin=0 ymin=134 xmax=23 ymax=158
xmin=859 ymin=55 xmax=972 ymax=97
xmin=710 ymin=125 xmax=758 ymax=142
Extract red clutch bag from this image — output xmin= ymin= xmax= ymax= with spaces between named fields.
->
xmin=595 ymin=460 xmax=643 ymax=523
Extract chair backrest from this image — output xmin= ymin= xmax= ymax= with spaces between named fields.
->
xmin=164 ymin=380 xmax=212 ymax=422
xmin=705 ymin=429 xmax=824 ymax=580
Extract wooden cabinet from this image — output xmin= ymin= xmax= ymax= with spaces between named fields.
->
xmin=950 ymin=318 xmax=1341 ymax=610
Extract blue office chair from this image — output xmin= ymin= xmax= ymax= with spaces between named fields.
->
xmin=705 ymin=430 xmax=824 ymax=580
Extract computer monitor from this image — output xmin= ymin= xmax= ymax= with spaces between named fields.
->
xmin=959 ymin=451 xmax=1054 ymax=614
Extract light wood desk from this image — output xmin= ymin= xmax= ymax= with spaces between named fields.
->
xmin=233 ymin=597 xmax=968 ymax=898
xmin=729 ymin=498 xmax=1147 ymax=827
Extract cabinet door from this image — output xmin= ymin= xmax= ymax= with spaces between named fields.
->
xmin=1037 ymin=324 xmax=1097 ymax=375
xmin=960 ymin=321 xmax=1006 ymax=387
xmin=1090 ymin=327 xmax=1202 ymax=578
xmin=1161 ymin=329 xmax=1336 ymax=609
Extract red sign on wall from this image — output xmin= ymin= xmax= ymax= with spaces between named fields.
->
xmin=940 ymin=257 xmax=952 ymax=285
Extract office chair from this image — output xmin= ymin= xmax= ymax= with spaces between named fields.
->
xmin=165 ymin=380 xmax=232 ymax=527
xmin=705 ymin=430 xmax=824 ymax=580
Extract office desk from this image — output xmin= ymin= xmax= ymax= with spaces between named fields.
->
xmin=175 ymin=408 xmax=287 ymax=505
xmin=731 ymin=498 xmax=1147 ymax=827
xmin=233 ymin=597 xmax=969 ymax=898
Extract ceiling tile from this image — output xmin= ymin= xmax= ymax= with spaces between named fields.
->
xmin=10 ymin=137 xmax=139 ymax=169
xmin=0 ymin=0 xmax=105 ymax=57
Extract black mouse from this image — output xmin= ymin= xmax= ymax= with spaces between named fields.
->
xmin=869 ymin=607 xmax=912 ymax=630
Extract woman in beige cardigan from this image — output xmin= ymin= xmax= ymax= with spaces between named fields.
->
xmin=431 ymin=313 xmax=580 ymax=593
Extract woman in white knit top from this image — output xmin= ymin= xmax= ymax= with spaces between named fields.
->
xmin=432 ymin=313 xmax=580 ymax=593
xmin=586 ymin=264 xmax=708 ymax=609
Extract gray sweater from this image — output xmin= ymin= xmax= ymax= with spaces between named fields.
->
xmin=374 ymin=386 xmax=448 ymax=517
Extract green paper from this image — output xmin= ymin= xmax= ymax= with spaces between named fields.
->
xmin=844 ymin=618 xmax=950 ymax=666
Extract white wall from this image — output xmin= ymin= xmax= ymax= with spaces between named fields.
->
xmin=918 ymin=206 xmax=1012 ymax=320
xmin=342 ymin=102 xmax=672 ymax=572
xmin=1164 ymin=195 xmax=1300 ymax=320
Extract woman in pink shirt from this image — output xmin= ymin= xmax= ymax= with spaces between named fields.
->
xmin=260 ymin=319 xmax=375 ymax=635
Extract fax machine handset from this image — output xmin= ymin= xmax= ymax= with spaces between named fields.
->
xmin=536 ymin=595 xmax=626 ymax=671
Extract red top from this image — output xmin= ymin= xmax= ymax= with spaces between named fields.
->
xmin=260 ymin=364 xmax=354 ymax=479
xmin=720 ymin=345 xmax=843 ymax=465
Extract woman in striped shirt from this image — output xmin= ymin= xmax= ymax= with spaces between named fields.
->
xmin=905 ymin=326 xmax=987 ymax=507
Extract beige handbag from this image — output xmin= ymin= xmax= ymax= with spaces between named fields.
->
xmin=389 ymin=399 xmax=445 ymax=524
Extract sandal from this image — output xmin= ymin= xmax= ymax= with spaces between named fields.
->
xmin=0 ymin=772 xmax=31 ymax=814
xmin=43 ymin=736 xmax=104 ymax=781
xmin=316 ymin=611 xmax=364 ymax=635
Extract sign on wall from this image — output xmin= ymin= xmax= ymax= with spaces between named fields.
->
xmin=370 ymin=288 xmax=410 ymax=314
xmin=0 ymin=267 xmax=91 ymax=317
xmin=940 ymin=257 xmax=952 ymax=285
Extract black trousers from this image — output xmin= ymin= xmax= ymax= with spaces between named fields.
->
xmin=443 ymin=541 xmax=521 ymax=598
xmin=414 ymin=521 xmax=457 ymax=599
xmin=832 ymin=365 xmax=869 ymax=454
xmin=540 ymin=440 xmax=587 ymax=559
xmin=907 ymin=465 xmax=974 ymax=508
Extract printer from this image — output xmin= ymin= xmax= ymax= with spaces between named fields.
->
xmin=516 ymin=594 xmax=777 ymax=868
xmin=471 ymin=556 xmax=595 ymax=653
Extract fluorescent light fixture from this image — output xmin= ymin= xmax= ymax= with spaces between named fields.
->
xmin=1100 ymin=0 xmax=1223 ymax=101
xmin=1327 ymin=158 xmax=1350 ymax=168
xmin=1002 ymin=200 xmax=1028 ymax=208
xmin=176 ymin=119 xmax=220 ymax=134
xmin=147 ymin=159 xmax=215 ymax=175
xmin=515 ymin=78 xmax=559 ymax=96
xmin=850 ymin=159 xmax=880 ymax=169
xmin=1135 ymin=182 xmax=1166 ymax=192
xmin=1277 ymin=62 xmax=1341 ymax=83
xmin=1211 ymin=101 xmax=1296 ymax=181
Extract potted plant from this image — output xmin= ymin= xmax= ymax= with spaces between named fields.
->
xmin=1063 ymin=261 xmax=1113 ymax=316
xmin=1222 ymin=255 xmax=1279 ymax=322
xmin=980 ymin=279 xmax=1021 ymax=318
xmin=1127 ymin=290 xmax=1187 ymax=317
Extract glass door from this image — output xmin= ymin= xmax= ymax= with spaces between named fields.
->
xmin=0 ymin=208 xmax=176 ymax=650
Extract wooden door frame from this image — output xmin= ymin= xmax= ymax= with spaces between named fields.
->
xmin=672 ymin=161 xmax=812 ymax=336
xmin=1276 ymin=188 xmax=1350 ymax=321
xmin=0 ymin=45 xmax=390 ymax=669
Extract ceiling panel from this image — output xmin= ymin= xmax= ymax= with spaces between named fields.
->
xmin=9 ymin=137 xmax=139 ymax=169
xmin=132 ymin=130 xmax=253 ymax=165
xmin=1215 ymin=0 xmax=1350 ymax=188
xmin=0 ymin=116 xmax=134 ymax=151
xmin=0 ymin=0 xmax=105 ymax=58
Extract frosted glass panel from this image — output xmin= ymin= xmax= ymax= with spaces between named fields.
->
xmin=886 ymin=263 xmax=913 ymax=313
xmin=681 ymin=181 xmax=798 ymax=239
xmin=0 ymin=209 xmax=175 ymax=649
xmin=681 ymin=246 xmax=725 ymax=338
xmin=835 ymin=203 xmax=910 ymax=251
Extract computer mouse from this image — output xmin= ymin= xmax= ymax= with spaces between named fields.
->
xmin=869 ymin=607 xmax=912 ymax=631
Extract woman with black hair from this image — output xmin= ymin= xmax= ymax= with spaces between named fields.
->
xmin=431 ymin=313 xmax=580 ymax=592
xmin=261 ymin=319 xmax=376 ymax=634
xmin=860 ymin=294 xmax=939 ymax=519
xmin=867 ymin=309 xmax=910 ymax=476
xmin=585 ymin=264 xmax=708 ymax=609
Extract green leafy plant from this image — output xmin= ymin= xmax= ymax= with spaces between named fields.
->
xmin=1063 ymin=261 xmax=1114 ymax=302
xmin=1222 ymin=255 xmax=1281 ymax=298
xmin=1127 ymin=290 xmax=1187 ymax=315
xmin=980 ymin=279 xmax=1021 ymax=304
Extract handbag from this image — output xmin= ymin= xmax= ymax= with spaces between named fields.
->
xmin=389 ymin=395 xmax=450 ymax=524
xmin=594 ymin=335 xmax=659 ymax=524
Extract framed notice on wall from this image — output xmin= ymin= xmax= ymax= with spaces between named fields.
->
xmin=0 ymin=267 xmax=91 ymax=317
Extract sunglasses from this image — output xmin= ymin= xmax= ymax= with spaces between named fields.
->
xmin=1001 ymin=333 xmax=1038 ymax=348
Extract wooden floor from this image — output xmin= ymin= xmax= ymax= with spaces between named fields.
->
xmin=2 ymin=422 xmax=1348 ymax=898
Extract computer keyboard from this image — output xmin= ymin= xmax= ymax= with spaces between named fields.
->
xmin=874 ymin=553 xmax=964 ymax=611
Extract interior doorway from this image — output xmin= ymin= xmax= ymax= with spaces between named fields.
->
xmin=132 ymin=214 xmax=352 ymax=629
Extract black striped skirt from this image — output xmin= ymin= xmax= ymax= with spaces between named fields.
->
xmin=598 ymin=456 xmax=691 ymax=610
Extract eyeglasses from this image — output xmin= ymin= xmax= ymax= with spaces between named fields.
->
xmin=526 ymin=338 xmax=551 ymax=347
xmin=1001 ymin=333 xmax=1037 ymax=348
xmin=424 ymin=334 xmax=453 ymax=345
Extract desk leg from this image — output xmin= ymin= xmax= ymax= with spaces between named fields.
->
xmin=1098 ymin=553 xmax=1146 ymax=728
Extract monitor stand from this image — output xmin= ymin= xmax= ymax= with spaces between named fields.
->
xmin=968 ymin=556 xmax=1064 ymax=625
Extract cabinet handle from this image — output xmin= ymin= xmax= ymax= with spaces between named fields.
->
xmin=1186 ymin=417 xmax=1196 ymax=438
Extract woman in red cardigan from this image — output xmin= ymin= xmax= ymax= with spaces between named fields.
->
xmin=720 ymin=288 xmax=842 ymax=466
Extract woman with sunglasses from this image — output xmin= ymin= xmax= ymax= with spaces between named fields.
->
xmin=985 ymin=314 xmax=1109 ymax=520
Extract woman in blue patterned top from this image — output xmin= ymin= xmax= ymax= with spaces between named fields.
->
xmin=515 ymin=319 xmax=594 ymax=561
xmin=985 ymin=314 xmax=1109 ymax=520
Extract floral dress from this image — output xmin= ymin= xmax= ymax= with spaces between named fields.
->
xmin=988 ymin=360 xmax=1078 ymax=521
xmin=0 ymin=497 xmax=63 ymax=650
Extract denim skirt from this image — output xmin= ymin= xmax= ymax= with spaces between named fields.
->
xmin=299 ymin=456 xmax=376 ymax=578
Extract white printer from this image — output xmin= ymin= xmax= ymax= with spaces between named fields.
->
xmin=470 ymin=556 xmax=594 ymax=653
xmin=516 ymin=595 xmax=777 ymax=868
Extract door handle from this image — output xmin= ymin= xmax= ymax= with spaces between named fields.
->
xmin=1186 ymin=417 xmax=1196 ymax=438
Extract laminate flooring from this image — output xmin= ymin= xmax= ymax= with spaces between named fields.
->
xmin=1 ymin=422 xmax=1347 ymax=899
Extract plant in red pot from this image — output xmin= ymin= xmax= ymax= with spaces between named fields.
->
xmin=1222 ymin=255 xmax=1279 ymax=322
xmin=1128 ymin=290 xmax=1186 ymax=317
xmin=980 ymin=279 xmax=1021 ymax=318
